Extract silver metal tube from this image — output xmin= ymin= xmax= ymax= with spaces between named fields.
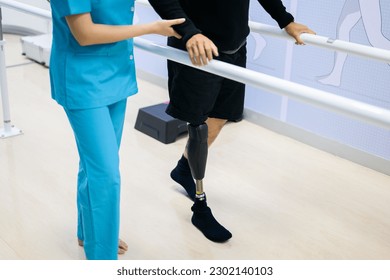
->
xmin=195 ymin=180 xmax=204 ymax=195
xmin=0 ymin=39 xmax=11 ymax=132
xmin=249 ymin=22 xmax=390 ymax=64
xmin=134 ymin=38 xmax=390 ymax=129
xmin=0 ymin=7 xmax=21 ymax=138
xmin=0 ymin=7 xmax=11 ymax=133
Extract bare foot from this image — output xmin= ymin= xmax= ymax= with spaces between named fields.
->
xmin=78 ymin=238 xmax=128 ymax=255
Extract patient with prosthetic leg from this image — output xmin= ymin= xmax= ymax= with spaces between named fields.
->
xmin=149 ymin=0 xmax=314 ymax=243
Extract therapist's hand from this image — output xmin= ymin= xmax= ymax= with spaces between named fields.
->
xmin=152 ymin=18 xmax=186 ymax=39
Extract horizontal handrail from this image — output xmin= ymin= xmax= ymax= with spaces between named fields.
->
xmin=249 ymin=22 xmax=390 ymax=64
xmin=136 ymin=0 xmax=390 ymax=64
xmin=0 ymin=0 xmax=51 ymax=20
xmin=2 ymin=0 xmax=389 ymax=64
xmin=1 ymin=0 xmax=390 ymax=129
xmin=134 ymin=38 xmax=390 ymax=129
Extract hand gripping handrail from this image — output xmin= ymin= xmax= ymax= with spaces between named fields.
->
xmin=248 ymin=22 xmax=390 ymax=64
xmin=0 ymin=0 xmax=390 ymax=130
xmin=134 ymin=38 xmax=390 ymax=129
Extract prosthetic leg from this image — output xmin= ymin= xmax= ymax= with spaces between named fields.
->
xmin=186 ymin=123 xmax=232 ymax=242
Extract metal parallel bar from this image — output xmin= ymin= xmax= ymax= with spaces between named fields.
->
xmin=248 ymin=22 xmax=390 ymax=64
xmin=0 ymin=32 xmax=11 ymax=133
xmin=0 ymin=6 xmax=21 ymax=138
xmin=0 ymin=0 xmax=51 ymax=138
xmin=134 ymin=38 xmax=390 ymax=129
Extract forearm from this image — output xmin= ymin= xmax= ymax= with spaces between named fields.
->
xmin=66 ymin=13 xmax=158 ymax=46
xmin=257 ymin=0 xmax=294 ymax=29
xmin=71 ymin=24 xmax=156 ymax=46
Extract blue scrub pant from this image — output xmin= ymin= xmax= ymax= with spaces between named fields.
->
xmin=65 ymin=99 xmax=127 ymax=260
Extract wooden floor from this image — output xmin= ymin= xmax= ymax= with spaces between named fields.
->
xmin=1 ymin=34 xmax=390 ymax=260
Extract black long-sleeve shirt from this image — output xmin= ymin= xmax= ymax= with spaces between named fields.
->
xmin=148 ymin=0 xmax=294 ymax=52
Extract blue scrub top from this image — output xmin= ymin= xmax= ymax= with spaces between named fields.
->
xmin=49 ymin=0 xmax=138 ymax=109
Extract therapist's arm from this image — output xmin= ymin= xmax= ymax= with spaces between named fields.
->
xmin=66 ymin=13 xmax=185 ymax=46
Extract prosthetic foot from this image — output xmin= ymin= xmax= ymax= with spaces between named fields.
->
xmin=187 ymin=123 xmax=232 ymax=242
xmin=191 ymin=193 xmax=232 ymax=242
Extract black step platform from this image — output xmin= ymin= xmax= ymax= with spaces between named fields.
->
xmin=134 ymin=103 xmax=188 ymax=144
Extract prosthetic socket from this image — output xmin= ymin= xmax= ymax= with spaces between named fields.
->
xmin=186 ymin=123 xmax=208 ymax=194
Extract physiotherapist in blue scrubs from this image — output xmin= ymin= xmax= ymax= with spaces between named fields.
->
xmin=48 ymin=0 xmax=184 ymax=260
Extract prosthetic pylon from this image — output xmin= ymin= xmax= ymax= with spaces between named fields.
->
xmin=186 ymin=123 xmax=208 ymax=198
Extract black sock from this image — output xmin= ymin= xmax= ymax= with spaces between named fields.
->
xmin=191 ymin=193 xmax=232 ymax=242
xmin=170 ymin=155 xmax=196 ymax=200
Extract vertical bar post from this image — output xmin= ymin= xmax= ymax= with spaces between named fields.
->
xmin=0 ymin=7 xmax=22 ymax=138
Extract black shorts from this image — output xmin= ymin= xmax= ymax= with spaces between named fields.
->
xmin=166 ymin=43 xmax=247 ymax=125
